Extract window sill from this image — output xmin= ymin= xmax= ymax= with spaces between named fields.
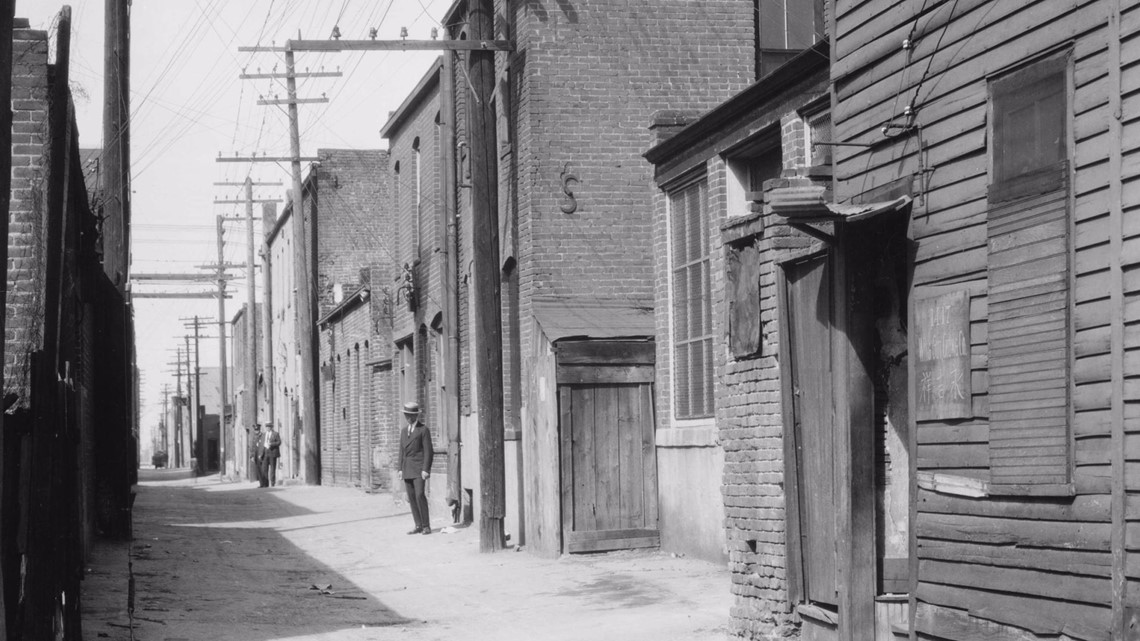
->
xmin=656 ymin=425 xmax=718 ymax=448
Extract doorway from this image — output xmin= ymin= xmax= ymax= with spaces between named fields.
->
xmin=778 ymin=207 xmax=911 ymax=638
xmin=557 ymin=340 xmax=659 ymax=553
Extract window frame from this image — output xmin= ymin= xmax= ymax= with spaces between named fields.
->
xmin=666 ymin=171 xmax=715 ymax=421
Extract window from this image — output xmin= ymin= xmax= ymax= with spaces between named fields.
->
xmin=755 ymin=0 xmax=826 ymax=78
xmin=670 ymin=177 xmax=713 ymax=419
xmin=985 ymin=52 xmax=1072 ymax=492
xmin=413 ymin=137 xmax=422 ymax=257
xmin=989 ymin=53 xmax=1068 ymax=201
xmin=724 ymin=136 xmax=781 ymax=359
xmin=397 ymin=338 xmax=415 ymax=411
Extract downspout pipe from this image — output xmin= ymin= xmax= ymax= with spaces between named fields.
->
xmin=441 ymin=49 xmax=463 ymax=519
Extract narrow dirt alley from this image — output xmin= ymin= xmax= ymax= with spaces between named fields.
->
xmin=81 ymin=470 xmax=732 ymax=641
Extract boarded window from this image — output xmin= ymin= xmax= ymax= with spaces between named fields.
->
xmin=670 ymin=178 xmax=713 ymax=419
xmin=727 ymin=243 xmax=763 ymax=359
xmin=986 ymin=53 xmax=1072 ymax=491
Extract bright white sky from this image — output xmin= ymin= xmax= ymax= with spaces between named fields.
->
xmin=21 ymin=0 xmax=452 ymax=454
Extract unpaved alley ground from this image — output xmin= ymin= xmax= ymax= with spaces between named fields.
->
xmin=81 ymin=469 xmax=732 ymax=640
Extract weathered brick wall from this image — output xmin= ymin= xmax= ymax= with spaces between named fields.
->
xmin=314 ymin=149 xmax=390 ymax=317
xmin=385 ymin=68 xmax=444 ymax=452
xmin=511 ymin=0 xmax=754 ymax=312
xmin=319 ymin=295 xmax=373 ymax=488
xmin=266 ymin=205 xmax=298 ymax=479
xmin=6 ymin=27 xmax=50 ymax=407
xmin=651 ymin=93 xmax=827 ymax=638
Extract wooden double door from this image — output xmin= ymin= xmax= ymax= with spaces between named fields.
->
xmin=557 ymin=341 xmax=659 ymax=553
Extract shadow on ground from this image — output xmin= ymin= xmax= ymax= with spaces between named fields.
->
xmin=83 ymin=472 xmax=413 ymax=640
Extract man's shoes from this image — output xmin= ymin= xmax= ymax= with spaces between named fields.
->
xmin=421 ymin=527 xmax=432 ymax=535
xmin=407 ymin=527 xmax=422 ymax=535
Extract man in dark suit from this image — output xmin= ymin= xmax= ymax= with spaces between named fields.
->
xmin=255 ymin=427 xmax=270 ymax=488
xmin=399 ymin=401 xmax=434 ymax=534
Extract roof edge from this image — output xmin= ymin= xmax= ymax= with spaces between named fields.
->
xmin=645 ymin=40 xmax=830 ymax=165
xmin=380 ymin=57 xmax=443 ymax=139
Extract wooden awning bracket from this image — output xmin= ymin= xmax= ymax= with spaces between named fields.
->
xmin=789 ymin=222 xmax=835 ymax=244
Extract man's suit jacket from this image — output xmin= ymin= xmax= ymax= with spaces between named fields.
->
xmin=399 ymin=420 xmax=434 ymax=480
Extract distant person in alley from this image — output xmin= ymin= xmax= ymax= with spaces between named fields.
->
xmin=399 ymin=401 xmax=434 ymax=534
xmin=264 ymin=424 xmax=282 ymax=487
xmin=253 ymin=427 xmax=269 ymax=488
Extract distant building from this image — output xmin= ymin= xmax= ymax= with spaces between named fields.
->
xmin=265 ymin=149 xmax=391 ymax=486
xmin=231 ymin=303 xmax=262 ymax=480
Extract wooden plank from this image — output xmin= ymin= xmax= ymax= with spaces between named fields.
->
xmin=916 ymin=512 xmax=1110 ymax=550
xmin=915 ymin=601 xmax=1078 ymax=641
xmin=917 ymin=488 xmax=1110 ymax=522
xmin=916 ymin=443 xmax=988 ymax=469
xmin=572 ymin=386 xmax=596 ymax=532
xmin=639 ymin=383 xmax=658 ymax=528
xmin=566 ymin=534 xmax=659 ymax=553
xmin=1076 ymin=324 xmax=1112 ymax=358
xmin=617 ymin=382 xmax=643 ymax=529
xmin=559 ymin=386 xmax=574 ymax=552
xmin=1076 ymin=409 xmax=1111 ymax=437
xmin=554 ymin=341 xmax=654 ymax=365
xmin=916 ymin=581 xmax=1111 ymax=639
xmin=916 ymin=471 xmax=988 ymax=498
xmin=563 ymin=527 xmax=657 ymax=543
xmin=776 ymin=266 xmax=804 ymax=609
xmin=917 ymin=422 xmax=987 ymax=445
xmin=1076 ymin=381 xmax=1112 ymax=412
xmin=593 ymin=385 xmax=620 ymax=532
xmin=556 ymin=364 xmax=654 ymax=385
xmin=919 ymin=539 xmax=1111 ymax=577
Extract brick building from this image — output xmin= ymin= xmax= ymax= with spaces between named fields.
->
xmin=380 ymin=59 xmax=453 ymax=515
xmin=231 ymin=303 xmax=261 ymax=480
xmin=318 ymin=279 xmax=394 ymax=490
xmin=5 ymin=22 xmax=51 ymax=406
xmin=645 ymin=41 xmax=832 ymax=640
xmin=1 ymin=12 xmax=136 ymax=636
xmin=264 ymin=149 xmax=391 ymax=487
xmin=431 ymin=0 xmax=759 ymax=557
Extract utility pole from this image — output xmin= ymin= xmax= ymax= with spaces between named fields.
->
xmin=225 ymin=62 xmax=339 ymax=484
xmin=161 ymin=384 xmax=170 ymax=454
xmin=102 ymin=0 xmax=129 ymax=287
xmin=193 ymin=317 xmax=203 ymax=473
xmin=285 ymin=48 xmax=321 ymax=484
xmin=469 ymin=0 xmax=507 ymax=552
xmin=215 ymin=214 xmax=229 ymax=474
xmin=214 ymin=182 xmax=278 ymax=477
xmin=244 ymin=179 xmax=258 ymax=454
xmin=184 ymin=335 xmax=195 ymax=469
xmin=261 ymin=203 xmax=277 ymax=430
xmin=171 ymin=350 xmax=184 ymax=467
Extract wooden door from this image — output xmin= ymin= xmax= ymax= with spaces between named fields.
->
xmin=785 ymin=253 xmax=838 ymax=606
xmin=559 ymin=366 xmax=658 ymax=553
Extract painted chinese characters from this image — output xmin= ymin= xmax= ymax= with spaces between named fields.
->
xmin=915 ymin=288 xmax=972 ymax=420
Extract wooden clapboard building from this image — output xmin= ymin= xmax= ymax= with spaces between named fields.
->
xmin=745 ymin=0 xmax=1140 ymax=638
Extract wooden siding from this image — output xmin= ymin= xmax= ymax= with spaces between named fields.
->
xmin=832 ymin=0 xmax=1132 ymax=637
